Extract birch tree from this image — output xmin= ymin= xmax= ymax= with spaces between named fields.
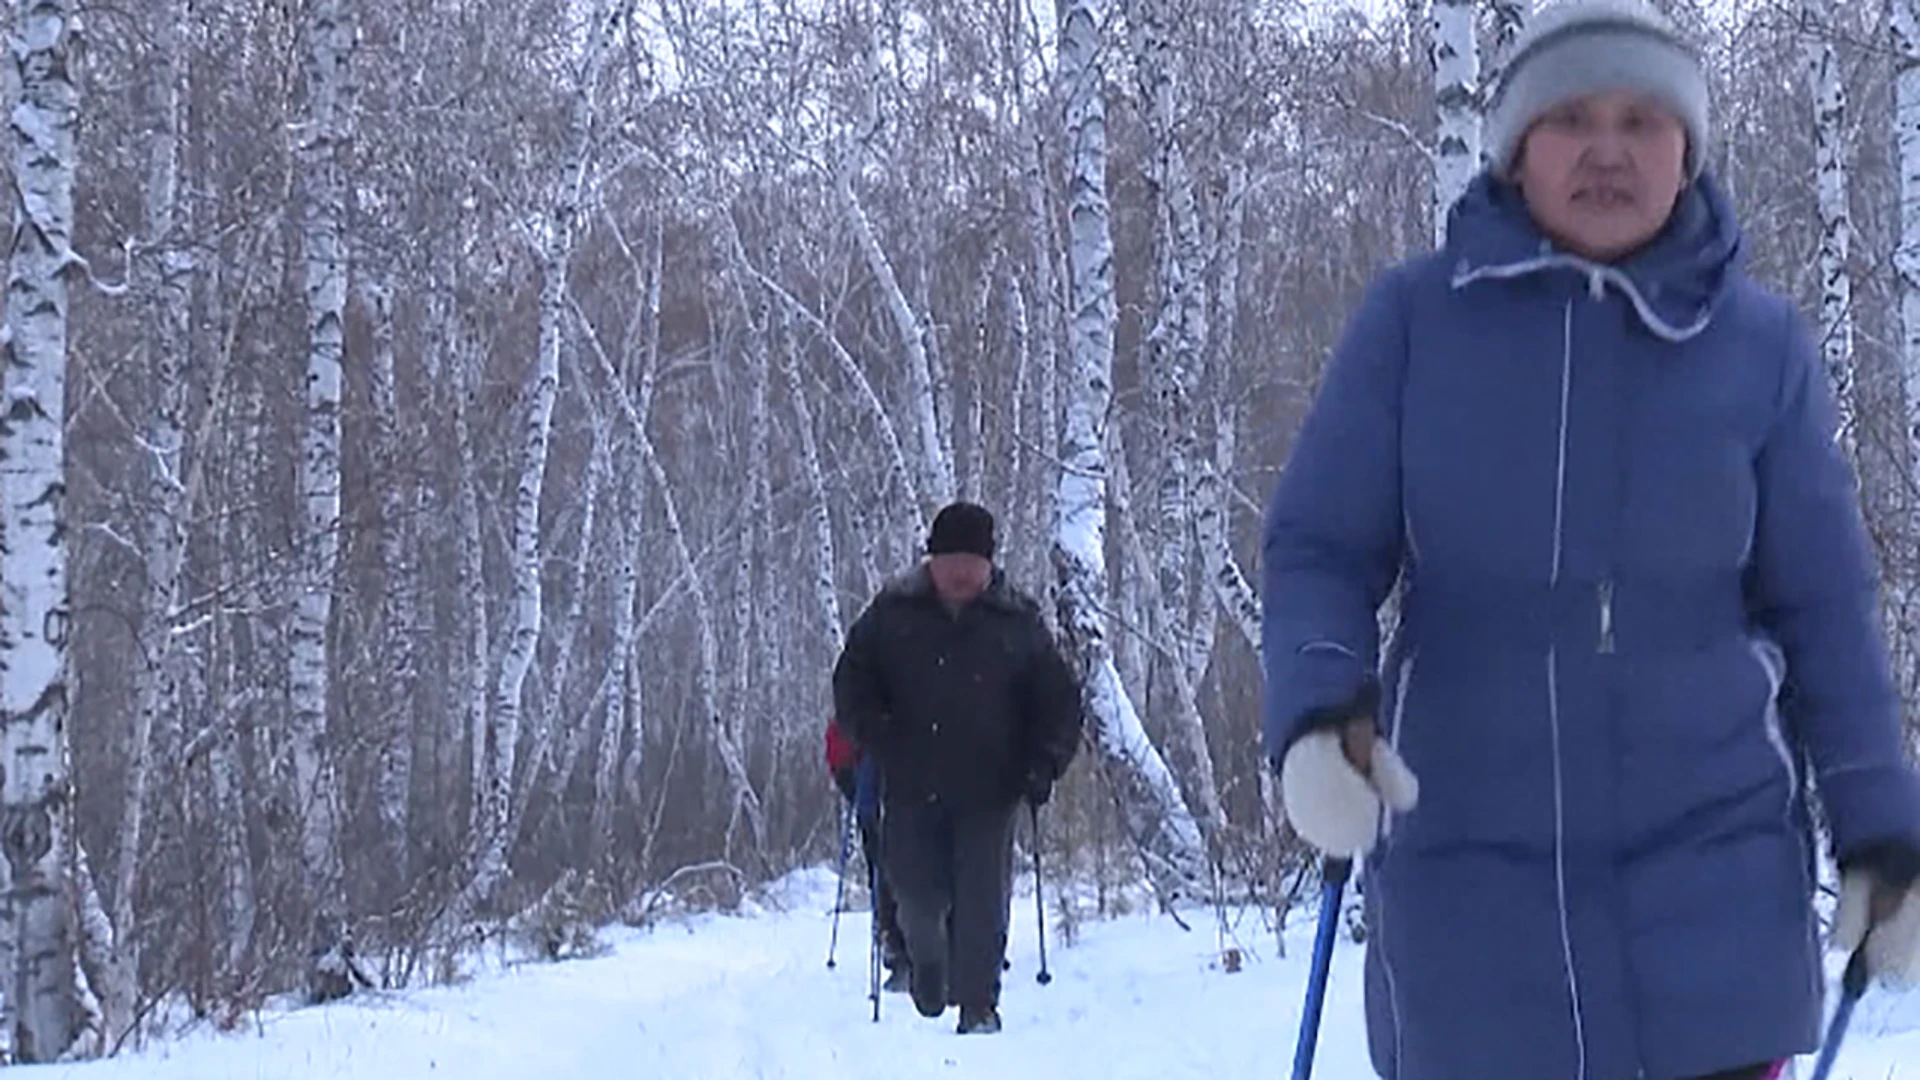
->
xmin=839 ymin=35 xmax=953 ymax=515
xmin=0 ymin=0 xmax=83 ymax=1057
xmin=1433 ymin=0 xmax=1481 ymax=244
xmin=447 ymin=0 xmax=616 ymax=932
xmin=289 ymin=0 xmax=352 ymax=1001
xmin=110 ymin=0 xmax=195 ymax=1040
xmin=1805 ymin=0 xmax=1857 ymax=458
xmin=1054 ymin=0 xmax=1206 ymax=901
xmin=361 ymin=271 xmax=417 ymax=885
xmin=1125 ymin=0 xmax=1209 ymax=667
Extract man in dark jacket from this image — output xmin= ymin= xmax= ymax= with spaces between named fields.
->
xmin=832 ymin=501 xmax=1083 ymax=1034
xmin=824 ymin=715 xmax=909 ymax=991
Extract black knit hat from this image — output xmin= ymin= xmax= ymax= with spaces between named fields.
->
xmin=926 ymin=501 xmax=996 ymax=560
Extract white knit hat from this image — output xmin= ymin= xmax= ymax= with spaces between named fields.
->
xmin=1485 ymin=0 xmax=1710 ymax=178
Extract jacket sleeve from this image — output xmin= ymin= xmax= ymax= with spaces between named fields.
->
xmin=832 ymin=602 xmax=891 ymax=750
xmin=1018 ymin=617 xmax=1085 ymax=782
xmin=1261 ymin=268 xmax=1410 ymax=764
xmin=1750 ymin=304 xmax=1920 ymax=860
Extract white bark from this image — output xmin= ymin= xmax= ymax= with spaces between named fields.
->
xmin=1892 ymin=0 xmax=1920 ymax=725
xmin=362 ymin=270 xmax=417 ymax=884
xmin=1432 ymin=0 xmax=1480 ymax=246
xmin=1196 ymin=160 xmax=1259 ymax=658
xmin=731 ymin=234 xmax=921 ymax=555
xmin=1126 ymin=0 xmax=1208 ymax=672
xmin=0 ymin=0 xmax=82 ymax=1056
xmin=589 ymin=462 xmax=643 ymax=862
xmin=1055 ymin=0 xmax=1207 ymax=902
xmin=1807 ymin=1 xmax=1858 ymax=459
xmin=453 ymin=330 xmax=490 ymax=840
xmin=836 ymin=169 xmax=952 ymax=512
xmin=840 ymin=24 xmax=952 ymax=510
xmin=1026 ymin=133 xmax=1063 ymax=611
xmin=1112 ymin=428 xmax=1226 ymax=836
xmin=729 ymin=298 xmax=772 ymax=759
xmin=781 ymin=296 xmax=845 ymax=648
xmin=290 ymin=0 xmax=351 ymax=987
xmin=451 ymin=0 xmax=613 ymax=929
xmin=586 ymin=316 xmax=767 ymax=862
xmin=108 ymin=0 xmax=191 ymax=1044
xmin=511 ymin=380 xmax=605 ymax=851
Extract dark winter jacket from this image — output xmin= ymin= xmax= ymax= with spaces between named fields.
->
xmin=1261 ymin=170 xmax=1920 ymax=1080
xmin=832 ymin=565 xmax=1083 ymax=812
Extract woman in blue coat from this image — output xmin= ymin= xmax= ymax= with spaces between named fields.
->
xmin=1262 ymin=2 xmax=1920 ymax=1078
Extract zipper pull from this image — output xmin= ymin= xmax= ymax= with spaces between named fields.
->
xmin=1597 ymin=580 xmax=1615 ymax=654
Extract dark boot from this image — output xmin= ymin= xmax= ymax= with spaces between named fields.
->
xmin=956 ymin=1003 xmax=1001 ymax=1034
xmin=908 ymin=951 xmax=947 ymax=1018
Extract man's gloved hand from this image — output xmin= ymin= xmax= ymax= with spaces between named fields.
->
xmin=1275 ymin=680 xmax=1419 ymax=859
xmin=1024 ymin=768 xmax=1054 ymax=809
xmin=1833 ymin=838 xmax=1920 ymax=987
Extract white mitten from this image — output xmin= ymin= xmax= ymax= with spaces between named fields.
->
xmin=1280 ymin=727 xmax=1419 ymax=858
xmin=1833 ymin=862 xmax=1920 ymax=987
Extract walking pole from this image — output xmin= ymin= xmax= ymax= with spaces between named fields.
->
xmin=1029 ymin=802 xmax=1052 ymax=985
xmin=1808 ymin=946 xmax=1869 ymax=1080
xmin=826 ymin=800 xmax=854 ymax=969
xmin=867 ymin=852 xmax=883 ymax=1022
xmin=1291 ymin=857 xmax=1352 ymax=1080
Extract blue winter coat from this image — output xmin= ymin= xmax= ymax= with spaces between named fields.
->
xmin=1261 ymin=171 xmax=1920 ymax=1080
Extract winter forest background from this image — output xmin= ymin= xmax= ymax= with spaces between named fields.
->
xmin=0 ymin=0 xmax=1914 ymax=1065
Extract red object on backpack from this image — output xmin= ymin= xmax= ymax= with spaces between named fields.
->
xmin=824 ymin=717 xmax=860 ymax=774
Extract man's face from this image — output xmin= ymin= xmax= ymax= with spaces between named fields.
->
xmin=928 ymin=553 xmax=991 ymax=606
xmin=1513 ymin=90 xmax=1688 ymax=262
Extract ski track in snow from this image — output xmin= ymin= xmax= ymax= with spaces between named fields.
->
xmin=28 ymin=867 xmax=1920 ymax=1079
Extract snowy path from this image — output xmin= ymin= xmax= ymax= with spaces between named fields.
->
xmin=32 ymin=867 xmax=1920 ymax=1079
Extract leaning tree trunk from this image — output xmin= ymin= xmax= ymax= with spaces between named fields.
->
xmin=0 ymin=0 xmax=84 ymax=1059
xmin=442 ymin=0 xmax=614 ymax=938
xmin=1054 ymin=0 xmax=1207 ymax=904
xmin=290 ymin=0 xmax=353 ymax=1004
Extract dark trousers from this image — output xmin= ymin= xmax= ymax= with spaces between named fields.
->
xmin=882 ymin=798 xmax=1017 ymax=1009
xmin=855 ymin=813 xmax=906 ymax=966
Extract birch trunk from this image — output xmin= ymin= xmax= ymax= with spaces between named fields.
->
xmin=106 ymin=0 xmax=192 ymax=1042
xmin=1055 ymin=0 xmax=1207 ymax=902
xmin=1126 ymin=0 xmax=1208 ymax=673
xmin=1807 ymin=1 xmax=1858 ymax=459
xmin=836 ymin=166 xmax=953 ymax=511
xmin=1111 ymin=428 xmax=1226 ymax=836
xmin=510 ymin=385 xmax=604 ymax=851
xmin=587 ymin=329 xmax=767 ymax=863
xmin=1892 ymin=0 xmax=1920 ymax=726
xmin=450 ymin=1 xmax=613 ymax=930
xmin=453 ymin=325 xmax=490 ymax=841
xmin=0 ymin=0 xmax=82 ymax=1056
xmin=781 ymin=293 xmax=844 ymax=648
xmin=1432 ymin=0 xmax=1480 ymax=246
xmin=362 ymin=271 xmax=417 ymax=885
xmin=290 ymin=0 xmax=352 ymax=1000
xmin=1196 ymin=160 xmax=1259 ymax=657
xmin=589 ymin=463 xmax=643 ymax=863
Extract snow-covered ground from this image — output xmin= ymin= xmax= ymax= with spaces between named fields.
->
xmin=30 ymin=866 xmax=1920 ymax=1079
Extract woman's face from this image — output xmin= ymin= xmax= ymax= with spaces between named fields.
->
xmin=1512 ymin=90 xmax=1689 ymax=262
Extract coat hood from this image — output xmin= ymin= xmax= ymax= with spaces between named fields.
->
xmin=1443 ymin=168 xmax=1743 ymax=343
